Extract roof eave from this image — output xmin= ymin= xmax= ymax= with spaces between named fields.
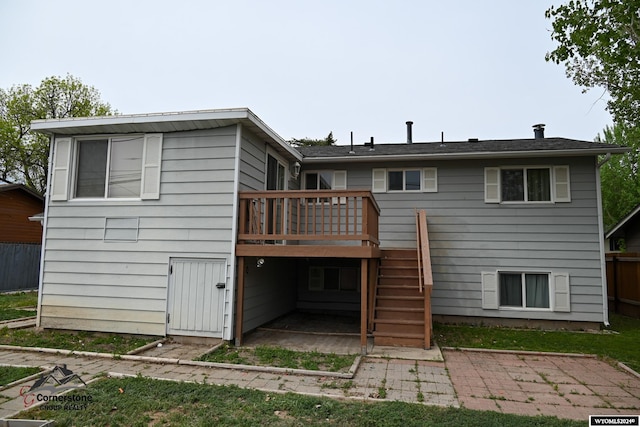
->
xmin=605 ymin=203 xmax=640 ymax=239
xmin=30 ymin=108 xmax=252 ymax=132
xmin=30 ymin=108 xmax=302 ymax=162
xmin=301 ymin=147 xmax=631 ymax=163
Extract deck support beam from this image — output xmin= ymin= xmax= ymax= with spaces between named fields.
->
xmin=235 ymin=256 xmax=245 ymax=346
xmin=360 ymin=258 xmax=368 ymax=355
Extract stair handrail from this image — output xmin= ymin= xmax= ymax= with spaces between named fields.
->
xmin=415 ymin=210 xmax=433 ymax=291
xmin=415 ymin=209 xmax=424 ymax=293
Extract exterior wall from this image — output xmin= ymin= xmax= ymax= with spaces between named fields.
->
xmin=241 ymin=257 xmax=297 ymax=332
xmin=40 ymin=127 xmax=239 ymax=336
xmin=0 ymin=190 xmax=43 ymax=243
xmin=239 ymin=132 xmax=267 ymax=191
xmin=315 ymin=156 xmax=605 ymax=323
xmin=296 ymin=258 xmax=361 ymax=312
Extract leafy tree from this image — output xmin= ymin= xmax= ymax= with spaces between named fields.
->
xmin=597 ymin=123 xmax=640 ymax=230
xmin=290 ymin=131 xmax=337 ymax=147
xmin=545 ymin=0 xmax=640 ymax=127
xmin=0 ymin=74 xmax=113 ymax=193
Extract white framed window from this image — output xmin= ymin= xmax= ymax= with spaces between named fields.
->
xmin=75 ymin=136 xmax=144 ymax=198
xmin=481 ymin=270 xmax=570 ymax=312
xmin=499 ymin=272 xmax=550 ymax=309
xmin=303 ymin=170 xmax=347 ymax=191
xmin=50 ymin=134 xmax=163 ymax=201
xmin=303 ymin=170 xmax=347 ymax=203
xmin=484 ymin=165 xmax=570 ymax=203
xmin=309 ymin=266 xmax=358 ymax=292
xmin=372 ymin=168 xmax=437 ymax=193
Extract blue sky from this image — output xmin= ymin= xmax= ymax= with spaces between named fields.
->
xmin=0 ymin=0 xmax=612 ymax=143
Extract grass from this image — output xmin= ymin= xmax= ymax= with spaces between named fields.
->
xmin=0 ymin=328 xmax=156 ymax=355
xmin=0 ymin=291 xmax=37 ymax=321
xmin=434 ymin=313 xmax=640 ymax=372
xmin=197 ymin=343 xmax=356 ymax=372
xmin=17 ymin=376 xmax=584 ymax=427
xmin=0 ymin=366 xmax=41 ymax=387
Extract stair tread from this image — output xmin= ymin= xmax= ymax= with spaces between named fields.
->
xmin=372 ymin=331 xmax=424 ymax=339
xmin=377 ymin=295 xmax=423 ymax=300
xmin=377 ymin=284 xmax=422 ymax=288
xmin=373 ymin=319 xmax=424 ymax=325
xmin=376 ymin=307 xmax=424 ymax=312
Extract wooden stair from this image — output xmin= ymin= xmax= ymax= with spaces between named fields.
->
xmin=372 ymin=249 xmax=429 ymax=348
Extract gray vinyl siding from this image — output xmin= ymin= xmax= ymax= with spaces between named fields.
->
xmin=239 ymin=132 xmax=300 ymax=191
xmin=321 ymin=156 xmax=605 ymax=323
xmin=238 ymin=135 xmax=302 ymax=330
xmin=239 ymin=132 xmax=267 ymax=191
xmin=242 ymin=257 xmax=297 ymax=332
xmin=40 ymin=127 xmax=239 ymax=337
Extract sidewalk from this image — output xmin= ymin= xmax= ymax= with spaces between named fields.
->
xmin=0 ymin=341 xmax=456 ymax=420
xmin=1 ymin=341 xmax=639 ymax=421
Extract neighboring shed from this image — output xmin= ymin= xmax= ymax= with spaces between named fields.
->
xmin=0 ymin=184 xmax=44 ymax=292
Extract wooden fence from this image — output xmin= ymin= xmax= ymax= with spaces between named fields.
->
xmin=606 ymin=252 xmax=640 ymax=318
xmin=0 ymin=243 xmax=40 ymax=292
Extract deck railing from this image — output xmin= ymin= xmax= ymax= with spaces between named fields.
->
xmin=237 ymin=190 xmax=380 ymax=247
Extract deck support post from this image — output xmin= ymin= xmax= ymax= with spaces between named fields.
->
xmin=360 ymin=258 xmax=368 ymax=355
xmin=235 ymin=256 xmax=245 ymax=346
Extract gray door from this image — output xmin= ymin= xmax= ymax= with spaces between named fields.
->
xmin=167 ymin=258 xmax=226 ymax=337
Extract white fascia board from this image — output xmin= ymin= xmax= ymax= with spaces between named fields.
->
xmin=31 ymin=108 xmax=252 ymax=132
xmin=245 ymin=109 xmax=302 ymax=161
xmin=301 ymin=148 xmax=630 ymax=164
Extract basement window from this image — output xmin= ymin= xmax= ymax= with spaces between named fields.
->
xmin=499 ymin=272 xmax=550 ymax=309
xmin=309 ymin=266 xmax=359 ymax=292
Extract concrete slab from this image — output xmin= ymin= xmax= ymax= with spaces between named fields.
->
xmin=368 ymin=343 xmax=443 ymax=361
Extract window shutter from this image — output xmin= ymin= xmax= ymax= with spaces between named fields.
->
xmin=333 ymin=170 xmax=347 ymax=190
xmin=554 ymin=166 xmax=571 ymax=202
xmin=552 ymin=272 xmax=571 ymax=312
xmin=484 ymin=167 xmax=500 ymax=203
xmin=372 ymin=168 xmax=386 ymax=193
xmin=333 ymin=170 xmax=347 ymax=204
xmin=141 ymin=133 xmax=163 ymax=200
xmin=50 ymin=138 xmax=72 ymax=201
xmin=481 ymin=271 xmax=499 ymax=309
xmin=422 ymin=168 xmax=437 ymax=192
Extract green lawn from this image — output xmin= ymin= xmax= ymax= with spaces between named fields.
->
xmin=434 ymin=313 xmax=640 ymax=372
xmin=0 ymin=328 xmax=156 ymax=355
xmin=0 ymin=291 xmax=37 ymax=321
xmin=18 ymin=376 xmax=583 ymax=427
xmin=197 ymin=343 xmax=356 ymax=372
xmin=0 ymin=366 xmax=41 ymax=387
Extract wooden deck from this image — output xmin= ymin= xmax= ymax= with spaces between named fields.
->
xmin=236 ymin=190 xmax=381 ymax=258
xmin=235 ymin=190 xmax=381 ymax=353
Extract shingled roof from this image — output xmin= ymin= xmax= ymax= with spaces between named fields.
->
xmin=297 ymin=137 xmax=628 ymax=163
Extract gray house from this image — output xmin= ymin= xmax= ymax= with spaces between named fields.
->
xmin=31 ymin=109 xmax=627 ymax=352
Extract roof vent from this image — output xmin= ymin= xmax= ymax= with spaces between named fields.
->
xmin=364 ymin=136 xmax=375 ymax=151
xmin=468 ymin=138 xmax=479 ymax=142
xmin=406 ymin=121 xmax=413 ymax=144
xmin=533 ymin=123 xmax=545 ymax=139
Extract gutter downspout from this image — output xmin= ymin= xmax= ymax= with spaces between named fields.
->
xmin=36 ymin=135 xmax=55 ymax=327
xmin=596 ymin=153 xmax=612 ymax=327
xmin=228 ymin=123 xmax=243 ymax=342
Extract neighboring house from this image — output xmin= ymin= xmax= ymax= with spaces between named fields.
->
xmin=605 ymin=204 xmax=640 ymax=252
xmin=0 ymin=184 xmax=45 ymax=291
xmin=30 ymin=109 xmax=627 ymax=352
xmin=0 ymin=184 xmax=44 ymax=243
